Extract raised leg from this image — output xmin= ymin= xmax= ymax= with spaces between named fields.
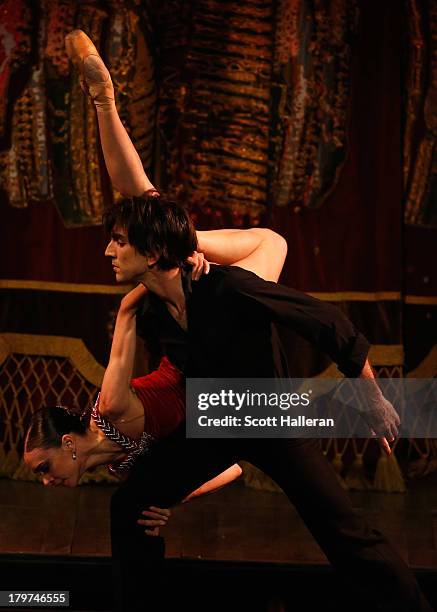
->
xmin=65 ymin=29 xmax=156 ymax=196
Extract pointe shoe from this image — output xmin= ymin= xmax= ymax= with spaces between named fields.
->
xmin=65 ymin=29 xmax=115 ymax=112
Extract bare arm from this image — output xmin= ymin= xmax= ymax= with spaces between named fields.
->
xmin=99 ymin=285 xmax=148 ymax=418
xmin=197 ymin=228 xmax=288 ymax=283
xmin=182 ymin=464 xmax=242 ymax=502
xmin=137 ymin=465 xmax=243 ymax=535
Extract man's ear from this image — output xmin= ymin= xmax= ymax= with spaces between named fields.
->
xmin=146 ymin=252 xmax=159 ymax=269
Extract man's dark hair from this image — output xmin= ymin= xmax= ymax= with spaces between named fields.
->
xmin=102 ymin=194 xmax=198 ymax=270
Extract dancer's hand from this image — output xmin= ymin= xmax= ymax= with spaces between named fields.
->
xmin=120 ymin=284 xmax=148 ymax=312
xmin=137 ymin=506 xmax=171 ymax=536
xmin=186 ymin=251 xmax=210 ymax=281
xmin=359 ymin=396 xmax=401 ymax=456
xmin=357 ymin=362 xmax=400 ymax=456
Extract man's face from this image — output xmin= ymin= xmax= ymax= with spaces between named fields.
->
xmin=105 ymin=225 xmax=151 ymax=283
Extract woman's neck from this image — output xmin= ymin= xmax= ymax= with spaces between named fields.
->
xmin=81 ymin=423 xmax=126 ymax=471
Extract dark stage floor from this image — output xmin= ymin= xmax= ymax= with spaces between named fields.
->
xmin=0 ymin=474 xmax=436 ymax=611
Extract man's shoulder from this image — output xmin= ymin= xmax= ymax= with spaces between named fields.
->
xmin=196 ymin=264 xmax=260 ymax=296
xmin=206 ymin=264 xmax=260 ymax=284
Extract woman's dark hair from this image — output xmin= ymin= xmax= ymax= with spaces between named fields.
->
xmin=24 ymin=406 xmax=90 ymax=453
xmin=102 ymin=193 xmax=198 ymax=270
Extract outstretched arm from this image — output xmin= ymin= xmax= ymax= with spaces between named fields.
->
xmin=137 ymin=464 xmax=243 ymax=536
xmin=221 ymin=267 xmax=399 ymax=455
xmin=181 ymin=464 xmax=243 ymax=501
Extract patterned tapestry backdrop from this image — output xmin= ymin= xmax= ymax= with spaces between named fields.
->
xmin=0 ymin=0 xmax=436 ymax=487
xmin=0 ymin=0 xmax=157 ymax=226
xmin=0 ymin=0 xmax=361 ymax=227
xmin=403 ymin=0 xmax=437 ymax=227
xmin=0 ymin=0 xmax=435 ymax=377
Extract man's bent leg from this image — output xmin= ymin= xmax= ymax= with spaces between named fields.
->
xmin=243 ymin=438 xmax=432 ymax=612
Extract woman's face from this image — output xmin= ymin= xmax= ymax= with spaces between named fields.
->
xmin=24 ymin=440 xmax=81 ymax=488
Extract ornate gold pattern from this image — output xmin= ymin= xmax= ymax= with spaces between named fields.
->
xmin=0 ymin=10 xmax=53 ymax=207
xmin=0 ymin=333 xmax=104 ymax=385
xmin=44 ymin=0 xmax=76 ymax=77
xmin=69 ymin=6 xmax=107 ymax=223
xmin=404 ymin=0 xmax=437 ymax=227
xmin=271 ymin=0 xmax=359 ymax=210
xmin=0 ymin=333 xmax=106 ymax=483
xmin=0 ymin=0 xmax=33 ymax=139
xmin=157 ymin=0 xmax=273 ymax=225
xmin=106 ymin=6 xmax=156 ymax=204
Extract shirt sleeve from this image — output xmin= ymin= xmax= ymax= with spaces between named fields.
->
xmin=221 ymin=266 xmax=370 ymax=377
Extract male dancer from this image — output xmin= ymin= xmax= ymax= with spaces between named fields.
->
xmin=66 ymin=31 xmax=432 ymax=612
xmin=103 ymin=195 xmax=431 ymax=612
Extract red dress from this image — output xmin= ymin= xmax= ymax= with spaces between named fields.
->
xmin=91 ymin=357 xmax=185 ymax=475
xmin=130 ymin=356 xmax=185 ymax=439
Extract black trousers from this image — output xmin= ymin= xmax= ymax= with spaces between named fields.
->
xmin=110 ymin=424 xmax=432 ymax=612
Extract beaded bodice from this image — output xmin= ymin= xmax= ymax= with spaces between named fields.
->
xmin=91 ymin=393 xmax=155 ymax=475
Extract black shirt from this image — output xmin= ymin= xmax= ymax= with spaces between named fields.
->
xmin=137 ymin=265 xmax=370 ymax=378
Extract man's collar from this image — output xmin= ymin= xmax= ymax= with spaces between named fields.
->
xmin=180 ymin=264 xmax=193 ymax=297
xmin=138 ymin=265 xmax=191 ymax=317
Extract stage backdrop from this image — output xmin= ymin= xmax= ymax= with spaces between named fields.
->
xmin=0 ymin=0 xmax=436 ymax=492
xmin=0 ymin=0 xmax=435 ymax=374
